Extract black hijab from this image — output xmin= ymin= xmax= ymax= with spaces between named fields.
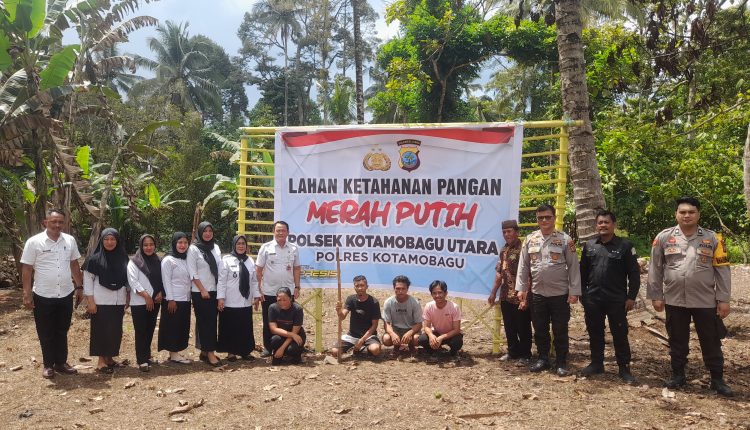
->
xmin=82 ymin=228 xmax=129 ymax=291
xmin=170 ymin=232 xmax=189 ymax=260
xmin=131 ymin=234 xmax=164 ymax=298
xmin=231 ymin=235 xmax=250 ymax=299
xmin=194 ymin=221 xmax=218 ymax=283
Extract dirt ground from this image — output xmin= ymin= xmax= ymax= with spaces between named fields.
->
xmin=1 ymin=267 xmax=750 ymax=430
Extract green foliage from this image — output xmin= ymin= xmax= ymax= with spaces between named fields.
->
xmin=76 ymin=145 xmax=90 ymax=179
xmin=39 ymin=45 xmax=80 ymax=90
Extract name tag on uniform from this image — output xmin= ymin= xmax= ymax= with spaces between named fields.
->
xmin=665 ymin=247 xmax=681 ymax=255
xmin=528 ymin=246 xmax=541 ymax=253
xmin=696 ymin=247 xmax=712 ymax=257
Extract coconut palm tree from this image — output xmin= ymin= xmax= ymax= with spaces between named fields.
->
xmin=129 ymin=21 xmax=221 ymax=118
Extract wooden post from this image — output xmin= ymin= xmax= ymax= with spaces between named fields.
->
xmin=336 ymin=247 xmax=342 ymax=363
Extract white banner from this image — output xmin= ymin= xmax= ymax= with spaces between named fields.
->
xmin=274 ymin=124 xmax=523 ymax=299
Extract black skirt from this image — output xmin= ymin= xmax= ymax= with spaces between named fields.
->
xmin=217 ymin=306 xmax=255 ymax=356
xmin=192 ymin=291 xmax=218 ymax=351
xmin=90 ymin=304 xmax=125 ymax=357
xmin=158 ymin=301 xmax=191 ymax=352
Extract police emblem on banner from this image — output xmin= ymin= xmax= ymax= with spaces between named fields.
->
xmin=363 ymin=147 xmax=391 ymax=171
xmin=397 ymin=139 xmax=421 ymax=172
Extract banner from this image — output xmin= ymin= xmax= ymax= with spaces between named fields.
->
xmin=274 ymin=124 xmax=523 ymax=299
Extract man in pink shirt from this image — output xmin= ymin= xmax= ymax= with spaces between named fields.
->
xmin=418 ymin=280 xmax=463 ymax=361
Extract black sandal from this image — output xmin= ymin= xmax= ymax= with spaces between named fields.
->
xmin=96 ymin=366 xmax=114 ymax=374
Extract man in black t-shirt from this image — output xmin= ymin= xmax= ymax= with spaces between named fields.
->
xmin=268 ymin=288 xmax=306 ymax=364
xmin=330 ymin=275 xmax=382 ymax=357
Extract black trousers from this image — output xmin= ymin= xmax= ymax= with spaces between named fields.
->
xmin=33 ymin=292 xmax=74 ymax=368
xmin=270 ymin=333 xmax=305 ymax=358
xmin=500 ymin=300 xmax=532 ymax=359
xmin=131 ymin=303 xmax=160 ymax=365
xmin=261 ymin=294 xmax=278 ymax=351
xmin=531 ymin=293 xmax=570 ymax=366
xmin=583 ymin=298 xmax=631 ymax=366
xmin=192 ymin=291 xmax=218 ymax=352
xmin=418 ymin=331 xmax=464 ymax=355
xmin=665 ymin=304 xmax=725 ymax=378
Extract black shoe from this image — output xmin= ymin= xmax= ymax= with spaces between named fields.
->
xmin=710 ymin=379 xmax=733 ymax=397
xmin=260 ymin=350 xmax=272 ymax=358
xmin=555 ymin=365 xmax=570 ymax=376
xmin=618 ymin=365 xmax=636 ymax=384
xmin=664 ymin=373 xmax=687 ymax=389
xmin=580 ymin=362 xmax=604 ymax=377
xmin=529 ymin=359 xmax=550 ymax=372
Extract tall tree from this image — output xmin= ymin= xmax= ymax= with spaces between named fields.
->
xmin=553 ymin=0 xmax=605 ymax=239
xmin=130 ymin=21 xmax=221 ymax=118
xmin=351 ymin=0 xmax=365 ymax=123
xmin=248 ymin=0 xmax=302 ymax=126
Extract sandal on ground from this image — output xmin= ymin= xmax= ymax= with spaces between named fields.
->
xmin=138 ymin=363 xmax=151 ymax=372
xmin=240 ymin=355 xmax=255 ymax=361
xmin=96 ymin=366 xmax=114 ymax=374
xmin=208 ymin=359 xmax=223 ymax=367
xmin=225 ymin=355 xmax=238 ymax=362
xmin=169 ymin=355 xmax=191 ymax=364
xmin=106 ymin=360 xmax=126 ymax=368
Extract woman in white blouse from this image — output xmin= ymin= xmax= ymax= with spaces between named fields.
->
xmin=83 ymin=228 xmax=130 ymax=374
xmin=217 ymin=235 xmax=260 ymax=361
xmin=187 ymin=221 xmax=222 ymax=366
xmin=127 ymin=234 xmax=164 ymax=372
xmin=158 ymin=232 xmax=192 ymax=364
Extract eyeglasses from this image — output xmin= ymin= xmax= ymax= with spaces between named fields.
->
xmin=536 ymin=215 xmax=554 ymax=221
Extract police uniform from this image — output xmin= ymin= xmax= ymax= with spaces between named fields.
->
xmin=647 ymin=226 xmax=731 ymax=381
xmin=516 ymin=230 xmax=581 ymax=368
xmin=580 ymin=235 xmax=640 ymax=369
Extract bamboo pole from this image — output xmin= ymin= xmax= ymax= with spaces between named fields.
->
xmin=336 ymin=247 xmax=342 ymax=363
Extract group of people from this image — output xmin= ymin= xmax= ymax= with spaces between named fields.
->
xmin=488 ymin=198 xmax=733 ymax=397
xmin=20 ymin=196 xmax=734 ymax=397
xmin=21 ymin=217 xmax=304 ymax=376
xmin=330 ymin=275 xmax=463 ymax=362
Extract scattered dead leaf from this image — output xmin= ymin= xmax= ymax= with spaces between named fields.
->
xmin=124 ymin=380 xmax=136 ymax=389
xmin=10 ymin=365 xmax=22 ymax=371
xmin=263 ymin=384 xmax=277 ymax=391
xmin=522 ymin=393 xmax=538 ymax=400
xmin=79 ymin=357 xmax=92 ymax=362
xmin=170 ymin=416 xmax=186 ymax=423
xmin=457 ymin=411 xmax=511 ymax=419
xmin=264 ymin=395 xmax=283 ymax=403
xmin=333 ymin=408 xmax=351 ymax=415
xmin=305 ymin=373 xmax=320 ymax=379
xmin=661 ymin=388 xmax=675 ymax=399
xmin=89 ymin=408 xmax=104 ymax=414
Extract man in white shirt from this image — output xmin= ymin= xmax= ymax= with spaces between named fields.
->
xmin=256 ymin=221 xmax=301 ymax=357
xmin=20 ymin=209 xmax=83 ymax=379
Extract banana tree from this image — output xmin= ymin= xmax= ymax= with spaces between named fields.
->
xmin=85 ymin=119 xmax=180 ymax=253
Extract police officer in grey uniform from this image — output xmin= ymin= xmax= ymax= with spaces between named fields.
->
xmin=516 ymin=204 xmax=581 ymax=376
xmin=647 ymin=197 xmax=732 ymax=397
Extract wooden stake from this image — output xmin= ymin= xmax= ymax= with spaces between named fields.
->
xmin=336 ymin=247 xmax=342 ymax=364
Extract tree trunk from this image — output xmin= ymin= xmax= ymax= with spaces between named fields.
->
xmin=554 ymin=0 xmax=606 ymax=241
xmin=86 ymin=142 xmax=125 ymax=254
xmin=31 ymin=130 xmax=48 ymax=234
xmin=351 ymin=0 xmax=365 ymax=124
xmin=283 ymin=29 xmax=290 ymax=126
xmin=744 ymin=122 xmax=750 ymax=221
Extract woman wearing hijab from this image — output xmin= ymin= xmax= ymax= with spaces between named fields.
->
xmin=217 ymin=235 xmax=260 ymax=361
xmin=127 ymin=234 xmax=164 ymax=372
xmin=268 ymin=287 xmax=306 ymax=365
xmin=158 ymin=232 xmax=192 ymax=364
xmin=83 ymin=228 xmax=130 ymax=374
xmin=186 ymin=221 xmax=222 ymax=366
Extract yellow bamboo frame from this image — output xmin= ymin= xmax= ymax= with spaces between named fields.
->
xmin=237 ymin=120 xmax=582 ymax=354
